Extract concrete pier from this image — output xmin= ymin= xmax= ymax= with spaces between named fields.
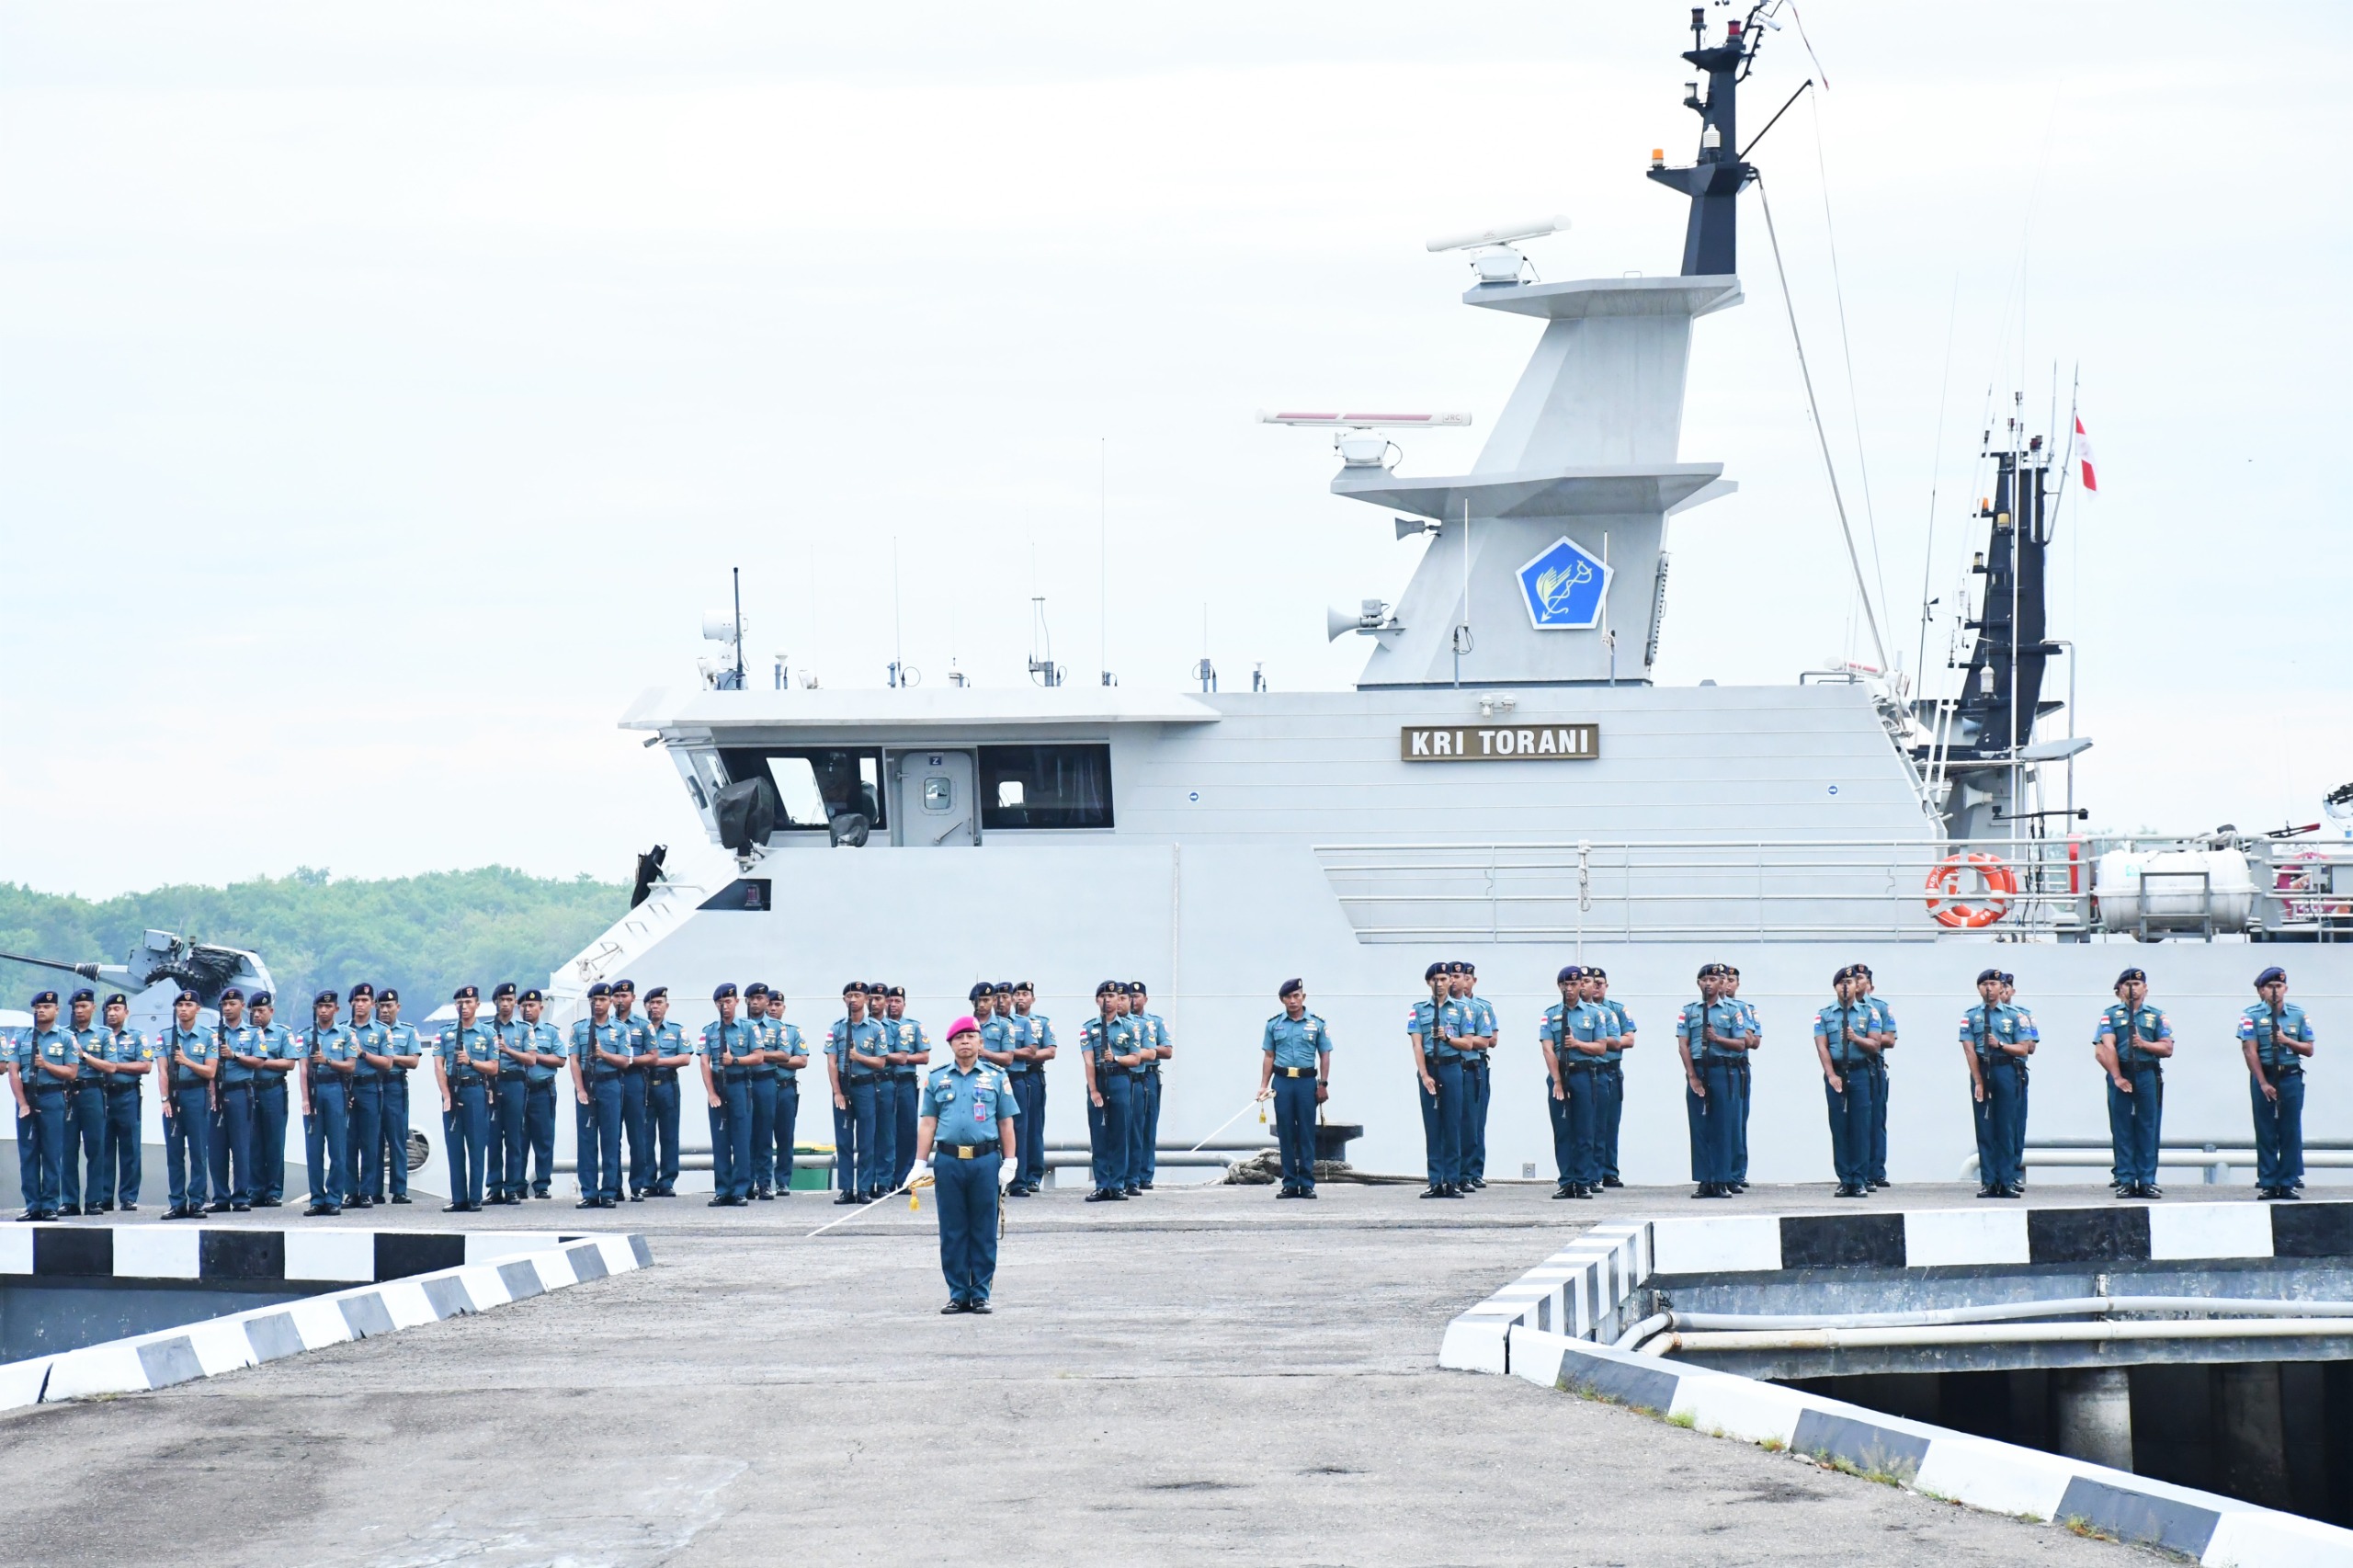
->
xmin=2053 ymin=1365 xmax=2134 ymax=1471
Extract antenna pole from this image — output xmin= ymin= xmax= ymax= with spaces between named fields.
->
xmin=1098 ymin=437 xmax=1109 ymax=687
xmin=891 ymin=536 xmax=904 ymax=688
xmin=732 ymin=566 xmax=745 ymax=686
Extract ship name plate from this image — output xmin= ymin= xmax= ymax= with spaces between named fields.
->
xmin=1400 ymin=723 xmax=1597 ymax=762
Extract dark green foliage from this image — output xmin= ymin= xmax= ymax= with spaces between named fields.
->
xmin=0 ymin=869 xmax=623 ymax=1012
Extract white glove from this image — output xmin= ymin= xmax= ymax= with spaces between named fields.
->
xmin=998 ymin=1159 xmax=1017 ymax=1188
xmin=906 ymin=1158 xmax=929 ymax=1183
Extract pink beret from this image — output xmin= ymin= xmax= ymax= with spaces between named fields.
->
xmin=947 ymin=1016 xmax=980 ymax=1040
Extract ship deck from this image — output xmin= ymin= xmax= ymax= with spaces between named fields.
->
xmin=0 ymin=1183 xmax=2191 ymax=1565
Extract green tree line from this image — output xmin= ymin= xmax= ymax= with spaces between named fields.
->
xmin=0 ymin=868 xmax=625 ymax=1014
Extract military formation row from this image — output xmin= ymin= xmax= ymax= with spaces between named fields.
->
xmin=1400 ymin=960 xmax=2321 ymax=1208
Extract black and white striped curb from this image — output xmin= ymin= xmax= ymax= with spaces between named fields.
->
xmin=0 ymin=1223 xmax=593 ymax=1286
xmin=1442 ymin=1201 xmax=2353 ymax=1567
xmin=1508 ymin=1324 xmax=2347 ymax=1568
xmin=1643 ymin=1199 xmax=2352 ymax=1277
xmin=0 ymin=1233 xmax=651 ymax=1412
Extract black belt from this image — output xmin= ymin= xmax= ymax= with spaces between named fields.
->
xmin=455 ymin=1074 xmax=490 ymax=1088
xmin=722 ymin=1067 xmax=752 ymax=1082
xmin=2262 ymin=1063 xmax=2303 ymax=1078
xmin=1275 ymin=1066 xmax=1315 ymax=1079
xmin=938 ymin=1141 xmax=1000 ymax=1159
xmin=29 ymin=1084 xmax=68 ymax=1096
xmin=649 ymin=1069 xmax=678 ymax=1085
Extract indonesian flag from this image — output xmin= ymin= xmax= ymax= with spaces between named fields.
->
xmin=2075 ymin=414 xmax=2097 ymax=493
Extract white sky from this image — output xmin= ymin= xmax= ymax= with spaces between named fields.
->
xmin=3 ymin=1 xmax=2347 ymax=897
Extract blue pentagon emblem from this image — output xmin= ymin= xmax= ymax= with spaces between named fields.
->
xmin=1516 ymin=536 xmax=1611 ymax=630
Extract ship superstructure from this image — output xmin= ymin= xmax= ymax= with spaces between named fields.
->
xmin=545 ymin=8 xmax=2349 ymax=1189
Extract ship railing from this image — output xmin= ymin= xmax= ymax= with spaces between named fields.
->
xmin=1313 ymin=832 xmax=2353 ymax=944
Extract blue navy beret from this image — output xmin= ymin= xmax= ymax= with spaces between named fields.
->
xmin=2256 ymin=966 xmax=2288 ymax=988
xmin=712 ymin=983 xmax=736 ymax=1002
xmin=377 ymin=987 xmax=397 ymax=1004
xmin=866 ymin=981 xmax=886 ymax=994
xmin=883 ymin=985 xmax=904 ymax=998
xmin=492 ymin=983 xmax=517 ymax=1001
xmin=1126 ymin=981 xmax=1146 ymax=994
xmin=612 ymin=978 xmax=636 ymax=994
xmin=995 ymin=981 xmax=1016 ymax=994
xmin=1093 ymin=981 xmax=1116 ymax=996
xmin=104 ymin=992 xmax=130 ymax=1008
xmin=1558 ymin=965 xmax=1583 ymax=983
xmin=1585 ymin=966 xmax=1607 ymax=981
xmin=247 ymin=991 xmax=270 ymax=1007
xmin=1016 ymin=981 xmax=1034 ymax=992
xmin=644 ymin=985 xmax=667 ymax=1002
xmin=348 ymin=983 xmax=373 ymax=1000
xmin=30 ymin=990 xmax=58 ymax=1006
xmin=177 ymin=988 xmax=201 ymax=1005
xmin=972 ymin=983 xmax=995 ymax=1001
xmin=845 ymin=982 xmax=867 ymax=996
xmin=2114 ymin=968 xmax=2145 ymax=988
xmin=587 ymin=983 xmax=612 ymax=999
xmin=1998 ymin=972 xmax=2016 ymax=986
xmin=1850 ymin=963 xmax=1872 ymax=978
xmin=1834 ymin=966 xmax=1853 ymax=985
xmin=520 ymin=988 xmax=543 ymax=1003
xmin=1975 ymin=969 xmax=2002 ymax=985
xmin=452 ymin=984 xmax=478 ymax=1002
xmin=313 ymin=989 xmax=338 ymax=1006
xmin=744 ymin=983 xmax=769 ymax=999
xmin=69 ymin=987 xmax=95 ymax=1005
xmin=1426 ymin=962 xmax=1447 ymax=981
xmin=1278 ymin=977 xmax=1303 ymax=998
xmin=216 ymin=987 xmax=240 ymax=1004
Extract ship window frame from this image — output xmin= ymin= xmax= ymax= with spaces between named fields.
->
xmin=977 ymin=744 xmax=1114 ymax=831
xmin=718 ymin=747 xmax=890 ymax=833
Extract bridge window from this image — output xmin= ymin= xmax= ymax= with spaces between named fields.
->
xmin=979 ymin=744 xmax=1112 ymax=830
xmin=720 ymin=748 xmax=888 ymax=831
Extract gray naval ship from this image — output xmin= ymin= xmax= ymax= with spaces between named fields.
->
xmin=545 ymin=10 xmax=2351 ymax=1190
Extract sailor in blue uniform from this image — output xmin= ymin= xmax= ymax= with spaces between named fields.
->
xmin=435 ymin=984 xmax=497 ymax=1211
xmin=2240 ymin=966 xmax=2316 ymax=1199
xmin=1412 ymin=961 xmax=1466 ymax=1199
xmin=18 ymin=991 xmax=80 ymax=1220
xmin=1129 ymin=982 xmax=1169 ymax=1189
xmin=1561 ymin=970 xmax=1615 ymax=1199
xmin=882 ymin=986 xmax=931 ymax=1190
xmin=568 ymin=982 xmax=624 ymax=1208
xmin=1587 ymin=967 xmax=1634 ymax=1187
xmin=90 ymin=992 xmax=154 ymax=1211
xmin=639 ymin=986 xmax=689 ymax=1198
xmin=1534 ymin=967 xmax=1575 ymax=1199
xmin=248 ymin=991 xmax=297 ymax=1206
xmin=827 ymin=982 xmax=887 ymax=1201
xmin=487 ymin=982 xmax=534 ymax=1204
xmin=1078 ymin=982 xmax=1132 ymax=1201
xmin=374 ymin=988 xmax=422 ymax=1203
xmin=61 ymin=988 xmax=108 ymax=1215
xmin=1256 ymin=979 xmax=1332 ymax=1199
xmin=9 ymin=1001 xmax=44 ymax=1221
xmin=341 ymin=983 xmax=385 ymax=1209
xmin=1006 ymin=981 xmax=1055 ymax=1195
xmin=691 ymin=983 xmax=734 ymax=1204
xmin=300 ymin=989 xmax=356 ymax=1216
xmin=609 ymin=979 xmax=656 ymax=1201
xmin=204 ymin=986 xmax=258 ymax=1212
xmin=1453 ymin=963 xmax=1495 ymax=1188
xmin=908 ymin=1017 xmax=1018 ymax=1312
xmin=1812 ymin=966 xmax=1879 ymax=1198
xmin=1961 ymin=969 xmax=2029 ymax=1199
xmin=2096 ymin=967 xmax=2171 ymax=1199
xmin=1719 ymin=965 xmax=1759 ymax=1189
xmin=761 ymin=990 xmax=808 ymax=1198
xmin=1677 ymin=964 xmax=1739 ymax=1199
xmin=1852 ymin=964 xmax=1895 ymax=1189
xmin=1112 ymin=983 xmax=1156 ymax=1195
xmin=735 ymin=984 xmax=775 ymax=1198
xmin=160 ymin=988 xmax=217 ymax=1217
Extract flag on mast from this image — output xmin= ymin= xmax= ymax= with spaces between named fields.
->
xmin=2074 ymin=414 xmax=2097 ymax=494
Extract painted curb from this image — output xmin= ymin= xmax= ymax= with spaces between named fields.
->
xmin=1443 ymin=1200 xmax=2353 ymax=1566
xmin=3 ymin=1233 xmax=652 ymax=1412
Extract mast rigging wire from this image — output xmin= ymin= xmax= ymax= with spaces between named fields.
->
xmin=1754 ymin=172 xmax=1891 ymax=677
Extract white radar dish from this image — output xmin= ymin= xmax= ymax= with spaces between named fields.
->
xmin=1425 ymin=215 xmax=1570 ymax=253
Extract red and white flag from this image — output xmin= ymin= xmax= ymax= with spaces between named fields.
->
xmin=2074 ymin=414 xmax=2097 ymax=493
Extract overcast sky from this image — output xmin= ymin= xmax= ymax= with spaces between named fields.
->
xmin=3 ymin=1 xmax=2347 ymax=898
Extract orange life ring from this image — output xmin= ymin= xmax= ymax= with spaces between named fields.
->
xmin=1926 ymin=852 xmax=2017 ymax=929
